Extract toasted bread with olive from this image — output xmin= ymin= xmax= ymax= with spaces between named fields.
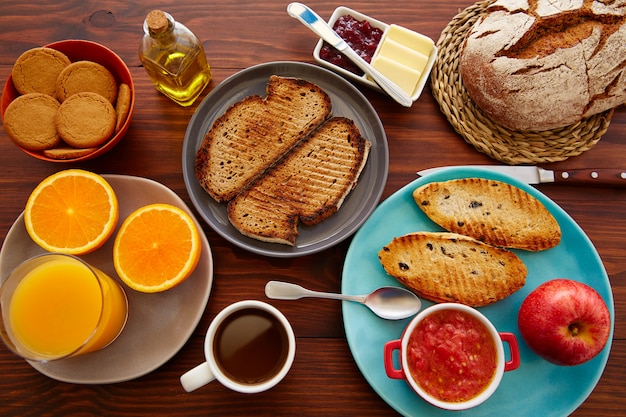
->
xmin=378 ymin=231 xmax=527 ymax=307
xmin=413 ymin=178 xmax=561 ymax=251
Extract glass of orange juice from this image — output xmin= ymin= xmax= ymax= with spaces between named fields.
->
xmin=0 ymin=253 xmax=128 ymax=362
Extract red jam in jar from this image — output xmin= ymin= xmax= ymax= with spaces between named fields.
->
xmin=319 ymin=15 xmax=383 ymax=75
xmin=407 ymin=309 xmax=497 ymax=403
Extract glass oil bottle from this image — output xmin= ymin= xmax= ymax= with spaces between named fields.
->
xmin=139 ymin=10 xmax=212 ymax=106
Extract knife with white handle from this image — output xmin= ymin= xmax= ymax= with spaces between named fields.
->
xmin=417 ymin=166 xmax=626 ymax=187
xmin=287 ymin=2 xmax=413 ymax=107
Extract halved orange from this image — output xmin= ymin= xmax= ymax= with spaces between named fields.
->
xmin=24 ymin=169 xmax=119 ymax=255
xmin=113 ymin=203 xmax=201 ymax=293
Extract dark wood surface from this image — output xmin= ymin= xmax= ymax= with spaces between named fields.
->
xmin=0 ymin=1 xmax=624 ymax=415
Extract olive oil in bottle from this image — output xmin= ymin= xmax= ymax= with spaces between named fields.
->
xmin=139 ymin=10 xmax=212 ymax=106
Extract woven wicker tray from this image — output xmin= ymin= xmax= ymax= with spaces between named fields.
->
xmin=430 ymin=0 xmax=614 ymax=165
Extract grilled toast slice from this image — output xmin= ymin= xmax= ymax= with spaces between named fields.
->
xmin=227 ymin=117 xmax=371 ymax=245
xmin=378 ymin=232 xmax=527 ymax=307
xmin=195 ymin=75 xmax=332 ymax=203
xmin=413 ymin=178 xmax=561 ymax=251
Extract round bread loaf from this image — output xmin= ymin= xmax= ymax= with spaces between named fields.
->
xmin=3 ymin=93 xmax=61 ymax=150
xmin=460 ymin=0 xmax=626 ymax=131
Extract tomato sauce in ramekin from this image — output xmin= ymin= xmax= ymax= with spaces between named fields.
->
xmin=406 ymin=309 xmax=497 ymax=403
xmin=384 ymin=303 xmax=520 ymax=410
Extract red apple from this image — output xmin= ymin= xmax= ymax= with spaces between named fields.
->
xmin=517 ymin=278 xmax=611 ymax=366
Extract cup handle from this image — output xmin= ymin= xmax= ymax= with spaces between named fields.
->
xmin=383 ymin=340 xmax=405 ymax=379
xmin=499 ymin=332 xmax=521 ymax=372
xmin=180 ymin=362 xmax=216 ymax=392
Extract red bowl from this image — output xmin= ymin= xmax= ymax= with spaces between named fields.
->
xmin=1 ymin=40 xmax=134 ymax=163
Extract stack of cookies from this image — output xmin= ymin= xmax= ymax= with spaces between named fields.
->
xmin=3 ymin=46 xmax=132 ymax=160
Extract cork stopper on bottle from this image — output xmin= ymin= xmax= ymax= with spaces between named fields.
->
xmin=146 ymin=10 xmax=169 ymax=35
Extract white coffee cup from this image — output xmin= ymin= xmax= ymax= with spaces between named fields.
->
xmin=180 ymin=300 xmax=296 ymax=393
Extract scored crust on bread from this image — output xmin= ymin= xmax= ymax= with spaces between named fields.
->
xmin=459 ymin=0 xmax=626 ymax=131
xmin=195 ymin=75 xmax=332 ymax=203
xmin=227 ymin=117 xmax=371 ymax=246
xmin=378 ymin=232 xmax=527 ymax=307
xmin=413 ymin=178 xmax=561 ymax=251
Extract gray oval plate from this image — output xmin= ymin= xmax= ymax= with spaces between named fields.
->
xmin=182 ymin=61 xmax=389 ymax=257
xmin=0 ymin=175 xmax=213 ymax=384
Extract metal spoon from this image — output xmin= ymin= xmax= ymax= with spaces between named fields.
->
xmin=287 ymin=2 xmax=413 ymax=107
xmin=265 ymin=280 xmax=421 ymax=320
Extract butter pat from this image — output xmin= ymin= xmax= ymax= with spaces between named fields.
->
xmin=370 ymin=56 xmax=422 ymax=96
xmin=376 ymin=39 xmax=429 ymax=70
xmin=386 ymin=24 xmax=434 ymax=56
xmin=371 ymin=24 xmax=435 ymax=96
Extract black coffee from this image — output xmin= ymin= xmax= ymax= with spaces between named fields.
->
xmin=213 ymin=307 xmax=289 ymax=384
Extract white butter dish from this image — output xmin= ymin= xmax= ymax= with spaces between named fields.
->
xmin=313 ymin=6 xmax=437 ymax=102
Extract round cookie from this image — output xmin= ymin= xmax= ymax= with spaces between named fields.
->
xmin=3 ymin=93 xmax=61 ymax=151
xmin=42 ymin=147 xmax=98 ymax=160
xmin=56 ymin=61 xmax=118 ymax=103
xmin=11 ymin=47 xmax=71 ymax=97
xmin=115 ymin=83 xmax=131 ymax=132
xmin=55 ymin=92 xmax=116 ymax=148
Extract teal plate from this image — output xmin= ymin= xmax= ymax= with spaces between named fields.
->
xmin=342 ymin=167 xmax=614 ymax=416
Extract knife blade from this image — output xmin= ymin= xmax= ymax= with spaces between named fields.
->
xmin=417 ymin=166 xmax=626 ymax=187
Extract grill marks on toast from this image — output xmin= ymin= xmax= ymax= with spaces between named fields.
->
xmin=195 ymin=76 xmax=332 ymax=203
xmin=194 ymin=75 xmax=371 ymax=245
xmin=227 ymin=117 xmax=371 ymax=246
xmin=413 ymin=178 xmax=561 ymax=251
xmin=378 ymin=232 xmax=527 ymax=307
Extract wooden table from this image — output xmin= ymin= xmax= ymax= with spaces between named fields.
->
xmin=0 ymin=1 xmax=624 ymax=415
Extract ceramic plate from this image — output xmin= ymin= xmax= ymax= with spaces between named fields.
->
xmin=0 ymin=175 xmax=213 ymax=384
xmin=312 ymin=6 xmax=437 ymax=102
xmin=342 ymin=167 xmax=614 ymax=416
xmin=182 ymin=61 xmax=388 ymax=257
